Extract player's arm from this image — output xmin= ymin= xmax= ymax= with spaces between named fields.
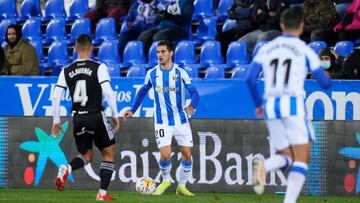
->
xmin=52 ymin=69 xmax=67 ymax=137
xmin=245 ymin=61 xmax=263 ymax=118
xmin=98 ymin=64 xmax=120 ymax=133
xmin=182 ymin=70 xmax=199 ymax=117
xmin=306 ymin=48 xmax=332 ymax=89
xmin=123 ymin=71 xmax=152 ymax=120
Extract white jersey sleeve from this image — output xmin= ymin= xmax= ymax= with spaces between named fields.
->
xmin=97 ymin=63 xmax=118 ymax=118
xmin=55 ymin=69 xmax=68 ymax=89
xmin=304 ymin=46 xmax=321 ymax=72
xmin=52 ymin=69 xmax=67 ymax=124
xmin=97 ymin=63 xmax=111 ymax=84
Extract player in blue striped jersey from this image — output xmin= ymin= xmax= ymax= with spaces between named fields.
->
xmin=123 ymin=40 xmax=199 ymax=196
xmin=246 ymin=7 xmax=331 ymax=203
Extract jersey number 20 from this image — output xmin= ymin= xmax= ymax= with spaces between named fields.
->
xmin=73 ymin=80 xmax=88 ymax=106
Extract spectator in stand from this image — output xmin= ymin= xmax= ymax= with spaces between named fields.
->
xmin=318 ymin=48 xmax=343 ymax=78
xmin=138 ymin=0 xmax=194 ymax=57
xmin=1 ymin=25 xmax=39 ymax=76
xmin=238 ymin=0 xmax=289 ymax=56
xmin=342 ymin=51 xmax=360 ymax=79
xmin=0 ymin=46 xmax=4 ymax=74
xmin=215 ymin=0 xmax=257 ymax=56
xmin=334 ymin=0 xmax=360 ymax=41
xmin=118 ymin=0 xmax=159 ymax=57
xmin=302 ymin=0 xmax=338 ymax=45
xmin=84 ymin=0 xmax=131 ymax=32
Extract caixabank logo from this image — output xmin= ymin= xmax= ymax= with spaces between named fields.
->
xmin=339 ymin=133 xmax=360 ymax=193
xmin=19 ymin=122 xmax=74 ymax=186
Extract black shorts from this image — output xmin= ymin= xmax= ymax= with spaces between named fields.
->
xmin=73 ymin=111 xmax=116 ymax=154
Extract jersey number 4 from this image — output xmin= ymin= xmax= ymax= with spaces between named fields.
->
xmin=73 ymin=80 xmax=88 ymax=106
xmin=270 ymin=58 xmax=292 ymax=86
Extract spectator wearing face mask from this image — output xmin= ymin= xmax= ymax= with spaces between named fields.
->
xmin=1 ymin=24 xmax=39 ymax=76
xmin=318 ymin=48 xmax=343 ymax=78
xmin=118 ymin=0 xmax=159 ymax=57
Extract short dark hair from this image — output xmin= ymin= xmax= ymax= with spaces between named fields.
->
xmin=280 ymin=7 xmax=303 ymax=31
xmin=157 ymin=40 xmax=174 ymax=52
xmin=75 ymin=34 xmax=92 ymax=51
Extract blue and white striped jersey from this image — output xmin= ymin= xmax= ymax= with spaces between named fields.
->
xmin=252 ymin=35 xmax=322 ymax=119
xmin=143 ymin=63 xmax=194 ymax=126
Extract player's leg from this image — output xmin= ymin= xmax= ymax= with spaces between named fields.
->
xmin=283 ymin=116 xmax=314 ymax=203
xmin=174 ymin=123 xmax=194 ymax=196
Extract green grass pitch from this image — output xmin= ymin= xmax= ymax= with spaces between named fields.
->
xmin=0 ymin=189 xmax=358 ymax=203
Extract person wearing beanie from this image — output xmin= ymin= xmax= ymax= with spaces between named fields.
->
xmin=318 ymin=47 xmax=343 ymax=78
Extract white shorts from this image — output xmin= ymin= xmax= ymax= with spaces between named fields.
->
xmin=154 ymin=123 xmax=193 ymax=148
xmin=265 ymin=116 xmax=315 ymax=151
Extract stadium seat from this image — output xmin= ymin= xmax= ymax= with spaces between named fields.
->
xmin=0 ymin=0 xmax=18 ymax=19
xmin=98 ymin=40 xmax=120 ymax=64
xmin=252 ymin=41 xmax=268 ymax=57
xmin=29 ymin=40 xmax=44 ymax=64
xmin=204 ymin=66 xmax=225 ymax=78
xmin=174 ymin=40 xmax=197 ymax=66
xmin=231 ymin=66 xmax=249 ymax=79
xmin=148 ymin=41 xmax=159 ymax=67
xmin=44 ymin=18 xmax=67 ymax=45
xmin=106 ymin=63 xmax=121 ymax=77
xmin=196 ymin=17 xmax=218 ymax=42
xmin=44 ymin=0 xmax=66 ymax=21
xmin=67 ymin=0 xmax=89 ymax=21
xmin=226 ymin=41 xmax=249 ymax=68
xmin=200 ymin=40 xmax=224 ymax=67
xmin=120 ymin=21 xmax=129 ymax=33
xmin=93 ymin=18 xmax=117 ymax=45
xmin=184 ymin=66 xmax=199 ymax=78
xmin=123 ymin=40 xmax=146 ymax=67
xmin=222 ymin=19 xmax=237 ymax=32
xmin=193 ymin=0 xmax=215 ymax=20
xmin=126 ymin=66 xmax=146 ymax=77
xmin=308 ymin=41 xmax=327 ymax=54
xmin=334 ymin=41 xmax=354 ymax=57
xmin=20 ymin=0 xmax=42 ymax=19
xmin=218 ymin=0 xmax=233 ymax=21
xmin=69 ymin=18 xmax=91 ymax=45
xmin=0 ymin=18 xmax=16 ymax=43
xmin=22 ymin=17 xmax=42 ymax=41
xmin=47 ymin=40 xmax=70 ymax=75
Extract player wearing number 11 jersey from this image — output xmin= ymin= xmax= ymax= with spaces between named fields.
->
xmin=246 ymin=7 xmax=331 ymax=203
xmin=52 ymin=34 xmax=120 ymax=200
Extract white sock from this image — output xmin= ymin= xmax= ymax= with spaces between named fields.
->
xmin=284 ymin=161 xmax=308 ymax=203
xmin=98 ymin=189 xmax=107 ymax=196
xmin=159 ymin=159 xmax=172 ymax=182
xmin=67 ymin=164 xmax=72 ymax=174
xmin=178 ymin=159 xmax=192 ymax=186
xmin=264 ymin=154 xmax=292 ymax=173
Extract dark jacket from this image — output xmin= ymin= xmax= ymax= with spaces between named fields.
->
xmin=303 ymin=0 xmax=338 ymax=33
xmin=228 ymin=0 xmax=256 ymax=30
xmin=251 ymin=0 xmax=289 ymax=31
xmin=96 ymin=0 xmax=131 ymax=10
xmin=342 ymin=52 xmax=360 ymax=79
xmin=0 ymin=46 xmax=4 ymax=73
xmin=157 ymin=0 xmax=194 ymax=32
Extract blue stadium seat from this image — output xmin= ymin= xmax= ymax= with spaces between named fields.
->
xmin=204 ymin=66 xmax=225 ymax=78
xmin=20 ymin=0 xmax=42 ymax=20
xmin=22 ymin=17 xmax=42 ymax=41
xmin=44 ymin=0 xmax=66 ymax=21
xmin=231 ymin=66 xmax=249 ymax=79
xmin=93 ymin=18 xmax=117 ymax=45
xmin=67 ymin=0 xmax=89 ymax=22
xmin=0 ymin=18 xmax=16 ymax=43
xmin=148 ymin=41 xmax=159 ymax=67
xmin=218 ymin=0 xmax=233 ymax=21
xmin=227 ymin=41 xmax=249 ymax=68
xmin=0 ymin=0 xmax=18 ymax=19
xmin=184 ymin=66 xmax=199 ymax=78
xmin=200 ymin=40 xmax=224 ymax=67
xmin=47 ymin=40 xmax=70 ymax=75
xmin=98 ymin=40 xmax=120 ymax=64
xmin=193 ymin=0 xmax=215 ymax=21
xmin=29 ymin=40 xmax=44 ymax=64
xmin=126 ymin=66 xmax=146 ymax=77
xmin=252 ymin=41 xmax=268 ymax=57
xmin=196 ymin=17 xmax=217 ymax=42
xmin=44 ymin=18 xmax=67 ymax=45
xmin=174 ymin=40 xmax=197 ymax=66
xmin=69 ymin=18 xmax=91 ymax=45
xmin=222 ymin=19 xmax=237 ymax=32
xmin=334 ymin=41 xmax=354 ymax=57
xmin=106 ymin=63 xmax=121 ymax=77
xmin=308 ymin=41 xmax=327 ymax=54
xmin=123 ymin=40 xmax=146 ymax=66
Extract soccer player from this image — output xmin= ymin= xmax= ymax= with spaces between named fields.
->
xmin=246 ymin=7 xmax=331 ymax=203
xmin=123 ymin=40 xmax=199 ymax=196
xmin=51 ymin=34 xmax=120 ymax=200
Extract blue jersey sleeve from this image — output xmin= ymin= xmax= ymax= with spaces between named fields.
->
xmin=245 ymin=61 xmax=263 ymax=108
xmin=311 ymin=68 xmax=332 ymax=89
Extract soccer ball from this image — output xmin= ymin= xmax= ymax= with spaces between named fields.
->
xmin=135 ymin=177 xmax=156 ymax=195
